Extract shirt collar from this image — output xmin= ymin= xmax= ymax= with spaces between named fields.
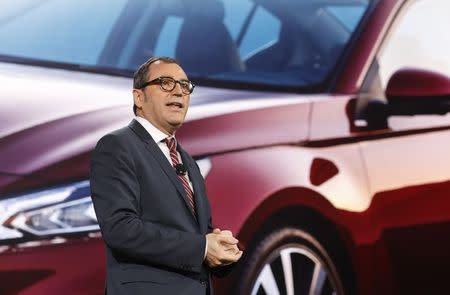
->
xmin=135 ymin=116 xmax=175 ymax=144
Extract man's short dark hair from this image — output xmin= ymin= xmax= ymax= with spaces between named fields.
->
xmin=133 ymin=56 xmax=178 ymax=115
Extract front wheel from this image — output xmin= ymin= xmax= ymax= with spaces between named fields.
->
xmin=236 ymin=227 xmax=345 ymax=295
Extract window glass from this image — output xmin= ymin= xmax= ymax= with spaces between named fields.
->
xmin=222 ymin=0 xmax=254 ymax=40
xmin=0 ymin=0 xmax=369 ymax=90
xmin=359 ymin=0 xmax=450 ymax=131
xmin=327 ymin=6 xmax=366 ymax=31
xmin=378 ymin=0 xmax=450 ymax=87
xmin=0 ymin=0 xmax=127 ymax=65
xmin=154 ymin=16 xmax=184 ymax=58
xmin=239 ymin=6 xmax=280 ymax=59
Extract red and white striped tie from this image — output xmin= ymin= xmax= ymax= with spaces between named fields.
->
xmin=164 ymin=137 xmax=196 ymax=218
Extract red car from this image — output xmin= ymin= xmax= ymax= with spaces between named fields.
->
xmin=0 ymin=0 xmax=449 ymax=294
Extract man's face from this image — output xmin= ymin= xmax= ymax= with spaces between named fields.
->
xmin=133 ymin=61 xmax=190 ymax=135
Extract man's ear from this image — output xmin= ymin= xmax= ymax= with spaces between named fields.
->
xmin=133 ymin=89 xmax=144 ymax=110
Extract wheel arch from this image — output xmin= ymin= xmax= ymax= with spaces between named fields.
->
xmin=236 ymin=186 xmax=357 ymax=294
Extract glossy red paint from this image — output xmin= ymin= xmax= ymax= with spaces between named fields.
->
xmin=0 ymin=237 xmax=105 ymax=295
xmin=386 ymin=68 xmax=450 ymax=98
xmin=177 ymin=100 xmax=310 ymax=155
xmin=334 ymin=0 xmax=402 ymax=93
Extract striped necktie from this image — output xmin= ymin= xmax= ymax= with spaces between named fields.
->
xmin=164 ymin=137 xmax=197 ymax=218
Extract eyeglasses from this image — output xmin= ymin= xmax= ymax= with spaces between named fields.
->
xmin=140 ymin=76 xmax=195 ymax=95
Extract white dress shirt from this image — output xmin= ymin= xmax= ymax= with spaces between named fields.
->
xmin=135 ymin=116 xmax=194 ymax=191
xmin=134 ymin=116 xmax=208 ymax=259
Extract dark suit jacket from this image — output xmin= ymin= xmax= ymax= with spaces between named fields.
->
xmin=90 ymin=119 xmax=224 ymax=295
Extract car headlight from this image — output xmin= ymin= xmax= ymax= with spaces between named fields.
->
xmin=0 ymin=180 xmax=98 ymax=242
xmin=0 ymin=158 xmax=212 ymax=243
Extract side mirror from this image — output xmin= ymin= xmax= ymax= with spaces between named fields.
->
xmin=386 ymin=68 xmax=450 ymax=115
xmin=359 ymin=68 xmax=450 ymax=130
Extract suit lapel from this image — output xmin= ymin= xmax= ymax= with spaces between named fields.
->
xmin=179 ymin=147 xmax=207 ymax=233
xmin=128 ymin=120 xmax=199 ymax=227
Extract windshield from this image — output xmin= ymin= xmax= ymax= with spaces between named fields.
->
xmin=0 ymin=0 xmax=369 ymax=90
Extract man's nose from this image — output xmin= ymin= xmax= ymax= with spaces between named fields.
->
xmin=172 ymin=81 xmax=183 ymax=96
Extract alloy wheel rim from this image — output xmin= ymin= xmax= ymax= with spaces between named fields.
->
xmin=250 ymin=244 xmax=338 ymax=295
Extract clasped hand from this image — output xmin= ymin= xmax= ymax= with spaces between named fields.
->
xmin=205 ymin=228 xmax=243 ymax=267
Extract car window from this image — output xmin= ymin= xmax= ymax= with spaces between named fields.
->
xmin=151 ymin=0 xmax=278 ymax=62
xmin=154 ymin=16 xmax=184 ymax=58
xmin=238 ymin=6 xmax=281 ymax=59
xmin=0 ymin=0 xmax=369 ymax=90
xmin=378 ymin=0 xmax=450 ymax=87
xmin=327 ymin=5 xmax=367 ymax=31
xmin=359 ymin=0 xmax=450 ymax=131
xmin=222 ymin=0 xmax=254 ymax=41
xmin=0 ymin=0 xmax=127 ymax=65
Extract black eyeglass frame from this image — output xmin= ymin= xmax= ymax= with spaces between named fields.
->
xmin=139 ymin=76 xmax=195 ymax=94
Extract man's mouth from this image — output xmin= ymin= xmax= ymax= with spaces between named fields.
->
xmin=166 ymin=102 xmax=183 ymax=109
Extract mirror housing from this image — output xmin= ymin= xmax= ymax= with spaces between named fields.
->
xmin=386 ymin=68 xmax=450 ymax=98
xmin=386 ymin=68 xmax=450 ymax=115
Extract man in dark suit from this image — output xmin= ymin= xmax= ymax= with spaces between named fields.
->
xmin=90 ymin=56 xmax=242 ymax=295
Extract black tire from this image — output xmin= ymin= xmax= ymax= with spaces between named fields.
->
xmin=235 ymin=227 xmax=345 ymax=295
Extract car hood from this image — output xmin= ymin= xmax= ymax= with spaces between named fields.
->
xmin=0 ymin=62 xmax=314 ymax=178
